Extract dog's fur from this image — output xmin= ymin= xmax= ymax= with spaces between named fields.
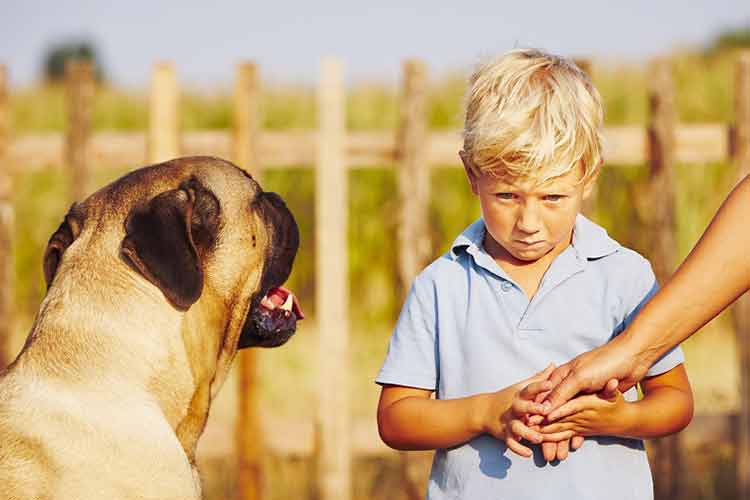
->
xmin=0 ymin=157 xmax=300 ymax=500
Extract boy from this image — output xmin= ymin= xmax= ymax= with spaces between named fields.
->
xmin=375 ymin=48 xmax=693 ymax=500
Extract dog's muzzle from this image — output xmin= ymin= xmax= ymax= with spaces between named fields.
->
xmin=238 ymin=192 xmax=303 ymax=349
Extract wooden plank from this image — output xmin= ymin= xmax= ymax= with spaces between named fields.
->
xmin=676 ymin=123 xmax=729 ymax=163
xmin=315 ymin=57 xmax=350 ymax=500
xmin=65 ymin=60 xmax=94 ymax=202
xmin=4 ymin=125 xmax=735 ymax=172
xmin=395 ymin=59 xmax=430 ymax=500
xmin=647 ymin=58 xmax=682 ymax=500
xmin=732 ymin=50 xmax=750 ymax=500
xmin=572 ymin=58 xmax=598 ymax=216
xmin=234 ymin=62 xmax=265 ymax=500
xmin=396 ymin=59 xmax=430 ymax=294
xmin=148 ymin=62 xmax=180 ymax=164
xmin=233 ymin=62 xmax=261 ymax=174
xmin=0 ymin=64 xmax=13 ymax=370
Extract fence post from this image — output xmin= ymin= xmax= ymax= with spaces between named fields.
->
xmin=647 ymin=58 xmax=682 ymax=500
xmin=574 ymin=58 xmax=598 ymax=217
xmin=148 ymin=62 xmax=180 ymax=164
xmin=0 ymin=65 xmax=13 ymax=370
xmin=234 ymin=61 xmax=264 ymax=500
xmin=316 ymin=57 xmax=350 ymax=500
xmin=65 ymin=59 xmax=94 ymax=202
xmin=395 ymin=59 xmax=430 ymax=500
xmin=732 ymin=50 xmax=750 ymax=500
xmin=233 ymin=62 xmax=261 ymax=174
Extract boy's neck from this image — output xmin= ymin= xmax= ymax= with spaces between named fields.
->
xmin=483 ymin=230 xmax=574 ymax=299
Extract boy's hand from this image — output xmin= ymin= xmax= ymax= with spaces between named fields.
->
xmin=478 ymin=364 xmax=554 ymax=457
xmin=499 ymin=379 xmax=554 ymax=457
xmin=526 ymin=414 xmax=585 ymax=461
xmin=540 ymin=384 xmax=631 ymax=438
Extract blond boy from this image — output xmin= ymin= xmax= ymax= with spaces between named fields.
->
xmin=376 ymin=48 xmax=693 ymax=499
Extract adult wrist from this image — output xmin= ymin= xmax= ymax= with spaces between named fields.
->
xmin=616 ymin=328 xmax=658 ymax=380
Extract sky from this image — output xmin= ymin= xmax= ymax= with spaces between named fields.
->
xmin=1 ymin=0 xmax=749 ymax=88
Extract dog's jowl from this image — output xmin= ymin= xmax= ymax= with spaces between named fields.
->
xmin=0 ymin=156 xmax=302 ymax=500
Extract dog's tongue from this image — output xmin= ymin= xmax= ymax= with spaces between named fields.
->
xmin=260 ymin=286 xmax=304 ymax=319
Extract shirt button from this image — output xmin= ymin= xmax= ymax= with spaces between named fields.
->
xmin=501 ymin=281 xmax=513 ymax=292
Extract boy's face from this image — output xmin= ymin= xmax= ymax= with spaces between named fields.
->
xmin=462 ymin=155 xmax=597 ymax=264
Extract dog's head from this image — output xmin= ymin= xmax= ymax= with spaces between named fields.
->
xmin=42 ymin=156 xmax=302 ymax=352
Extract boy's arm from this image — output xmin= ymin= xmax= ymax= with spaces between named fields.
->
xmin=377 ymin=366 xmax=554 ymax=454
xmin=540 ymin=364 xmax=693 ymax=440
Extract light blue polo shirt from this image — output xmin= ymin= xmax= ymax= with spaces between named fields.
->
xmin=376 ymin=214 xmax=684 ymax=500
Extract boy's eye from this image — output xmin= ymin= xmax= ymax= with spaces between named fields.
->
xmin=495 ymin=192 xmax=515 ymax=200
xmin=544 ymin=194 xmax=565 ymax=202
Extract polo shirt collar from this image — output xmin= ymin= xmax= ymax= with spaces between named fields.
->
xmin=450 ymin=214 xmax=619 ymax=263
xmin=571 ymin=214 xmax=620 ymax=260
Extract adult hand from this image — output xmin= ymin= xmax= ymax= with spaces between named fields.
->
xmin=543 ymin=336 xmax=650 ymax=412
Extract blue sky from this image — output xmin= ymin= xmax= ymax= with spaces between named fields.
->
xmin=1 ymin=0 xmax=749 ymax=87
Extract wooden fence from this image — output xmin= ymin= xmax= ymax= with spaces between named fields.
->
xmin=0 ymin=53 xmax=749 ymax=500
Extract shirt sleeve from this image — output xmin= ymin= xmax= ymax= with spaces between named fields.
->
xmin=375 ymin=276 xmax=438 ymax=390
xmin=614 ymin=256 xmax=685 ymax=378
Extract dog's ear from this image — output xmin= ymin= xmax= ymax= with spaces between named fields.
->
xmin=121 ymin=178 xmax=221 ymax=311
xmin=43 ymin=206 xmax=82 ymax=288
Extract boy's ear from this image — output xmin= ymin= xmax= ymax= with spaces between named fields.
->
xmin=459 ymin=150 xmax=480 ymax=196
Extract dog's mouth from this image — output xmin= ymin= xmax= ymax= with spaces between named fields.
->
xmin=240 ymin=287 xmax=304 ymax=349
xmin=255 ymin=286 xmax=304 ymax=334
xmin=238 ymin=191 xmax=302 ymax=350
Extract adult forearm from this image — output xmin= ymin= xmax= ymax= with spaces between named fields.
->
xmin=626 ymin=175 xmax=750 ymax=366
xmin=377 ymin=393 xmax=498 ymax=451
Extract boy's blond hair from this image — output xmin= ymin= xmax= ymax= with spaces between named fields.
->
xmin=462 ymin=48 xmax=604 ymax=184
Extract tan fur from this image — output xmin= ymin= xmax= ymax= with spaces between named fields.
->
xmin=0 ymin=157 xmax=292 ymax=500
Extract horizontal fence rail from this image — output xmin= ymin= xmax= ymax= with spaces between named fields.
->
xmin=4 ymin=124 xmax=735 ymax=172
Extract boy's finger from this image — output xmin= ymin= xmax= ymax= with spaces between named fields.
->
xmin=510 ymin=419 xmax=543 ymax=444
xmin=600 ymin=378 xmax=619 ymax=398
xmin=571 ymin=435 xmax=585 ymax=450
xmin=506 ymin=437 xmax=533 ymax=458
xmin=540 ymin=430 xmax=576 ymax=442
xmin=527 ymin=414 xmax=545 ymax=426
xmin=546 ymin=399 xmax=583 ymax=421
xmin=540 ymin=422 xmax=571 ymax=434
xmin=542 ymin=442 xmax=557 ymax=462
xmin=512 ymin=398 xmax=546 ymax=417
xmin=533 ymin=389 xmax=552 ymax=404
xmin=519 ymin=380 xmax=555 ymax=400
xmin=556 ymin=439 xmax=570 ymax=461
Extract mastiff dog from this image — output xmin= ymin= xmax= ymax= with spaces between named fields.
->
xmin=0 ymin=156 xmax=303 ymax=499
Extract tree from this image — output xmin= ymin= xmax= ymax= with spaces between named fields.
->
xmin=708 ymin=25 xmax=750 ymax=54
xmin=42 ymin=40 xmax=105 ymax=83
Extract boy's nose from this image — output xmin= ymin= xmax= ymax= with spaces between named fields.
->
xmin=516 ymin=205 xmax=542 ymax=234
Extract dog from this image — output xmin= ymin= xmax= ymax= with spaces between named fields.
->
xmin=0 ymin=156 xmax=303 ymax=499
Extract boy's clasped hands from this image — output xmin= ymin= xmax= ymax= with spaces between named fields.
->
xmin=478 ymin=364 xmax=628 ymax=462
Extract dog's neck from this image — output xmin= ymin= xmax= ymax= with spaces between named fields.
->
xmin=15 ymin=272 xmax=247 ymax=465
